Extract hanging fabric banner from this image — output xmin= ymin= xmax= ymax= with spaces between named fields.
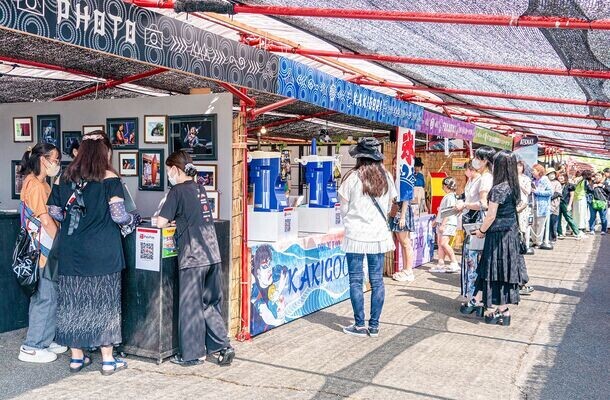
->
xmin=420 ymin=111 xmax=476 ymax=141
xmin=473 ymin=127 xmax=513 ymax=150
xmin=396 ymin=127 xmax=416 ymax=202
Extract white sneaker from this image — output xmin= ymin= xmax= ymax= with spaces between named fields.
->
xmin=18 ymin=346 xmax=58 ymax=363
xmin=445 ymin=262 xmax=460 ymax=273
xmin=48 ymin=342 xmax=68 ymax=354
xmin=430 ymin=264 xmax=446 ymax=273
xmin=403 ymin=271 xmax=415 ymax=282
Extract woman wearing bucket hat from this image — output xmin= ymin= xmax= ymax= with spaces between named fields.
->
xmin=338 ymin=137 xmax=397 ymax=338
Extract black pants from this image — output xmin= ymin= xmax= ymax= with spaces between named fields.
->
xmin=179 ymin=264 xmax=229 ymax=361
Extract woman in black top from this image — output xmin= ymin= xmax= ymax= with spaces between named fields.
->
xmin=48 ymin=131 xmax=139 ymax=375
xmin=157 ymin=151 xmax=234 ymax=367
xmin=472 ymin=151 xmax=528 ymax=326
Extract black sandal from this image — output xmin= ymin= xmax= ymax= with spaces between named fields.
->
xmin=484 ymin=308 xmax=511 ymax=326
xmin=70 ymin=355 xmax=92 ymax=373
xmin=101 ymin=357 xmax=127 ymax=376
xmin=459 ymin=299 xmax=484 ymax=317
xmin=170 ymin=355 xmax=202 ymax=367
xmin=217 ymin=346 xmax=235 ymax=366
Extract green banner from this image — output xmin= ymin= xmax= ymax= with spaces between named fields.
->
xmin=473 ymin=127 xmax=513 ymax=151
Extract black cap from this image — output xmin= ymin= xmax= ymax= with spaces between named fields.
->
xmin=414 ymin=157 xmax=424 ymax=167
xmin=348 ymin=137 xmax=384 ymax=161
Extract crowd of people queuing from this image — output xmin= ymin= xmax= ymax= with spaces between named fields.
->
xmin=338 ymin=140 xmax=609 ymax=336
xmin=14 ymin=132 xmax=609 ymax=365
xmin=16 ymin=131 xmax=233 ymax=372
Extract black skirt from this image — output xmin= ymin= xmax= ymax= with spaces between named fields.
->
xmin=476 ymin=224 xmax=528 ymax=308
xmin=55 ymin=272 xmax=122 ymax=349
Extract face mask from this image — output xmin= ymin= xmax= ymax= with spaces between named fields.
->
xmin=168 ymin=170 xmax=178 ymax=187
xmin=45 ymin=160 xmax=61 ymax=177
xmin=471 ymin=158 xmax=483 ymax=171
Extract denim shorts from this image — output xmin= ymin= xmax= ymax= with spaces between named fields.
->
xmin=389 ymin=204 xmax=415 ymax=232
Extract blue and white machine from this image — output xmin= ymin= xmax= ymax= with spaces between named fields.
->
xmin=248 ymin=151 xmax=298 ymax=242
xmin=295 ymin=142 xmax=343 ymax=233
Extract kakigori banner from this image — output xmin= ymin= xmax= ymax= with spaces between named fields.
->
xmin=396 ymin=127 xmax=416 ymax=202
xmin=249 ymin=232 xmax=355 ymax=337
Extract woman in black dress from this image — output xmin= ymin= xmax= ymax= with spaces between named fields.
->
xmin=472 ymin=150 xmax=528 ymax=326
xmin=48 ymin=131 xmax=140 ymax=374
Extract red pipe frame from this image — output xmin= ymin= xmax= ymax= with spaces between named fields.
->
xmin=128 ymin=1 xmax=610 ymax=31
xmin=355 ymin=78 xmax=610 ymax=109
xmin=248 ymin=98 xmax=297 ymax=120
xmin=217 ymin=82 xmax=256 ymax=107
xmin=266 ymin=44 xmax=610 ymax=80
xmin=54 ymin=68 xmax=168 ymax=101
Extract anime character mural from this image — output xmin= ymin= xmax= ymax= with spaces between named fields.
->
xmin=250 ymin=245 xmax=289 ymax=334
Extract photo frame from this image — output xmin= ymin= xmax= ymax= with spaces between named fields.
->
xmin=169 ymin=114 xmax=217 ymax=161
xmin=139 ymin=149 xmax=164 ymax=191
xmin=119 ymin=152 xmax=138 ymax=177
xmin=62 ymin=131 xmax=82 ymax=157
xmin=82 ymin=125 xmax=104 ymax=135
xmin=107 ymin=118 xmax=138 ymax=149
xmin=144 ymin=115 xmax=167 ymax=144
xmin=194 ymin=164 xmax=217 ymax=191
xmin=13 ymin=117 xmax=33 ymax=143
xmin=11 ymin=160 xmax=24 ymax=199
xmin=206 ymin=190 xmax=219 ymax=219
xmin=37 ymin=115 xmax=61 ymax=147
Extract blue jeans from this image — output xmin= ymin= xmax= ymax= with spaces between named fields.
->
xmin=589 ymin=207 xmax=608 ymax=233
xmin=23 ymin=276 xmax=58 ymax=350
xmin=346 ymin=253 xmax=385 ymax=329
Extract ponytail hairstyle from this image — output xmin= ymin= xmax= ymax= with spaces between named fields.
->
xmin=20 ymin=142 xmax=60 ymax=176
xmin=166 ymin=150 xmax=198 ymax=177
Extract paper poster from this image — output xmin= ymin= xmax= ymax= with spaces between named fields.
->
xmin=397 ymin=127 xmax=416 ymax=202
xmin=452 ymin=157 xmax=470 ymax=170
xmin=397 ymin=214 xmax=435 ymax=269
xmin=135 ymin=227 xmax=160 ymax=271
xmin=161 ymin=227 xmax=177 ymax=258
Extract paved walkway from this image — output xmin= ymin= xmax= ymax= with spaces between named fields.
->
xmin=1 ymin=235 xmax=608 ymax=400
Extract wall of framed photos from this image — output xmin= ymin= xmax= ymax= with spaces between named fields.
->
xmin=0 ymin=93 xmax=233 ymax=219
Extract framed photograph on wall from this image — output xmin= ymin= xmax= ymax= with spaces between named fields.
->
xmin=194 ymin=164 xmax=217 ymax=191
xmin=82 ymin=125 xmax=104 ymax=135
xmin=206 ymin=190 xmax=219 ymax=219
xmin=62 ymin=131 xmax=82 ymax=157
xmin=139 ymin=149 xmax=164 ymax=191
xmin=169 ymin=114 xmax=217 ymax=161
xmin=13 ymin=117 xmax=33 ymax=143
xmin=11 ymin=160 xmax=24 ymax=199
xmin=37 ymin=115 xmax=61 ymax=147
xmin=144 ymin=115 xmax=167 ymax=144
xmin=118 ymin=152 xmax=138 ymax=177
xmin=107 ymin=118 xmax=138 ymax=149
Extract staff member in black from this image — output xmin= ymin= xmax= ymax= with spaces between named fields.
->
xmin=156 ymin=151 xmax=234 ymax=366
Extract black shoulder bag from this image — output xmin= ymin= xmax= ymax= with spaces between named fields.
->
xmin=12 ymin=208 xmax=41 ymax=296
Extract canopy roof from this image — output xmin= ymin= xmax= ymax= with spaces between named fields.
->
xmin=1 ymin=0 xmax=609 ymax=157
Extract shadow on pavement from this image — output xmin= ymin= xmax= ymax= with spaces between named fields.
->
xmin=527 ymin=237 xmax=610 ymax=400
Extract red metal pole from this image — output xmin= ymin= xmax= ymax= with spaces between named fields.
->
xmin=217 ymin=82 xmax=256 ymax=107
xmin=356 ymin=78 xmax=610 ymax=109
xmin=485 ymin=123 xmax=610 ymax=137
xmin=53 ymin=68 xmax=167 ymax=101
xmin=229 ymin=5 xmax=610 ymax=31
xmin=126 ymin=0 xmax=173 ymax=8
xmin=247 ymin=111 xmax=337 ymax=132
xmin=238 ymin=88 xmax=251 ymax=342
xmin=410 ymin=98 xmax=610 ymax=122
xmin=469 ymin=116 xmax=610 ymax=132
xmin=266 ymin=44 xmax=610 ymax=80
xmin=248 ymin=98 xmax=298 ymax=120
xmin=0 ymin=56 xmax=98 ymax=78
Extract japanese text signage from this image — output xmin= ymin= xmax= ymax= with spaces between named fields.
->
xmin=420 ymin=111 xmax=476 ymax=141
xmin=473 ymin=127 xmax=513 ymax=151
xmin=396 ymin=127 xmax=416 ymax=201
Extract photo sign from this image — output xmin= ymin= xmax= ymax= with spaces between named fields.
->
xmin=1 ymin=0 xmax=427 ymax=131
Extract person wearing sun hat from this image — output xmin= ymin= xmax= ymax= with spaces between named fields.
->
xmin=339 ymin=137 xmax=397 ymax=338
xmin=412 ymin=157 xmax=428 ymax=213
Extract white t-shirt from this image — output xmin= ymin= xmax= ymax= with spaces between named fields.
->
xmin=436 ymin=193 xmax=458 ymax=226
xmin=338 ymin=170 xmax=397 ymax=254
xmin=519 ymin=174 xmax=532 ymax=205
xmin=464 ymin=175 xmax=481 ymax=204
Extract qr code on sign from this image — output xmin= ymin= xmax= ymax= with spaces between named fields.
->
xmin=140 ymin=242 xmax=154 ymax=260
xmin=284 ymin=219 xmax=291 ymax=233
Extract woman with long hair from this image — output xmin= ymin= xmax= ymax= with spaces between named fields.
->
xmin=157 ymin=151 xmax=234 ymax=366
xmin=17 ymin=143 xmax=68 ymax=363
xmin=472 ymin=151 xmax=528 ymax=325
xmin=389 ymin=157 xmax=415 ymax=283
xmin=339 ymin=138 xmax=397 ymax=338
xmin=455 ymin=146 xmax=495 ymax=313
xmin=48 ymin=131 xmax=140 ymax=375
